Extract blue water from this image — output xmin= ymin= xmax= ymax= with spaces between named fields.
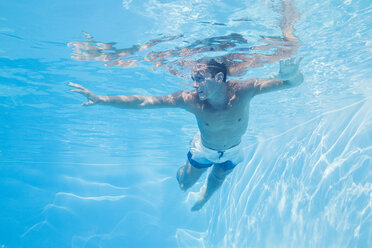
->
xmin=0 ymin=0 xmax=371 ymax=247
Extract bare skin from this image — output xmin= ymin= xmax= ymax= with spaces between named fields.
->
xmin=70 ymin=58 xmax=303 ymax=211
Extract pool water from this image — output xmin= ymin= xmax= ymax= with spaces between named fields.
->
xmin=0 ymin=0 xmax=371 ymax=247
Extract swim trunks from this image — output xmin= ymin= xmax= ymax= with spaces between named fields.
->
xmin=187 ymin=132 xmax=244 ymax=171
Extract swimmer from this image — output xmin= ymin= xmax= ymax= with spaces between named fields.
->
xmin=69 ymin=57 xmax=303 ymax=211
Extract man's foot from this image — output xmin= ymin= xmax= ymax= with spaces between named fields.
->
xmin=191 ymin=186 xmax=207 ymax=211
xmin=176 ymin=165 xmax=187 ymax=191
xmin=177 ymin=161 xmax=208 ymax=192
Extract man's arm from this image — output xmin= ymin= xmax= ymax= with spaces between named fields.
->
xmin=69 ymin=82 xmax=191 ymax=109
xmin=240 ymin=57 xmax=303 ymax=97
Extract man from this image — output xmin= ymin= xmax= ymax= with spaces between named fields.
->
xmin=69 ymin=57 xmax=303 ymax=211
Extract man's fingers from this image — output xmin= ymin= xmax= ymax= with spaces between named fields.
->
xmin=82 ymin=100 xmax=94 ymax=106
xmin=69 ymin=82 xmax=96 ymax=106
xmin=69 ymin=82 xmax=85 ymax=90
xmin=281 ymin=57 xmax=303 ymax=66
xmin=69 ymin=82 xmax=80 ymax=87
xmin=71 ymin=89 xmax=89 ymax=96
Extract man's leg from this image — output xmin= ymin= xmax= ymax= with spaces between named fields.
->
xmin=177 ymin=160 xmax=208 ymax=191
xmin=191 ymin=163 xmax=234 ymax=211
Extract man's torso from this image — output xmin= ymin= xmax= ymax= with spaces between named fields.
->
xmin=184 ymin=81 xmax=253 ymax=151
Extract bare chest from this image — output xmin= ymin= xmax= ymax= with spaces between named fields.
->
xmin=194 ymin=100 xmax=249 ymax=131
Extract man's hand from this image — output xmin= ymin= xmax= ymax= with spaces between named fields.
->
xmin=274 ymin=57 xmax=303 ymax=87
xmin=278 ymin=57 xmax=303 ymax=80
xmin=69 ymin=82 xmax=102 ymax=106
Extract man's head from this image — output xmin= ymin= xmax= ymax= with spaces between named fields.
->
xmin=192 ymin=58 xmax=228 ymax=100
xmin=193 ymin=58 xmax=227 ymax=82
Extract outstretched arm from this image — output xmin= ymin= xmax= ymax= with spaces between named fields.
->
xmin=241 ymin=57 xmax=303 ymax=96
xmin=69 ymin=82 xmax=189 ymax=109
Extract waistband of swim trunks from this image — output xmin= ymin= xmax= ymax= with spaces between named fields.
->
xmin=201 ymin=141 xmax=242 ymax=154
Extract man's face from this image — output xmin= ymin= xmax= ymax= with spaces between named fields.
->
xmin=192 ymin=69 xmax=216 ymax=101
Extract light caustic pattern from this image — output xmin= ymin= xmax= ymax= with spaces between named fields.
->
xmin=176 ymin=97 xmax=372 ymax=247
xmin=1 ymin=0 xmax=371 ymax=247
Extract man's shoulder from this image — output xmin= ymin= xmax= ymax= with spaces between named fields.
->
xmin=229 ymin=79 xmax=256 ymax=93
xmin=173 ymin=90 xmax=197 ymax=101
xmin=168 ymin=90 xmax=198 ymax=108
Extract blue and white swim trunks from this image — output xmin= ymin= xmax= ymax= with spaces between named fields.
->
xmin=187 ymin=133 xmax=244 ymax=171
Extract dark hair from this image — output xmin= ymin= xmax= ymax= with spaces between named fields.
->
xmin=205 ymin=58 xmax=227 ymax=82
xmin=194 ymin=58 xmax=227 ymax=82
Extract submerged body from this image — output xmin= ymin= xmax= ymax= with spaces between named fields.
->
xmin=70 ymin=57 xmax=303 ymax=211
xmin=69 ymin=0 xmax=303 ymax=211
